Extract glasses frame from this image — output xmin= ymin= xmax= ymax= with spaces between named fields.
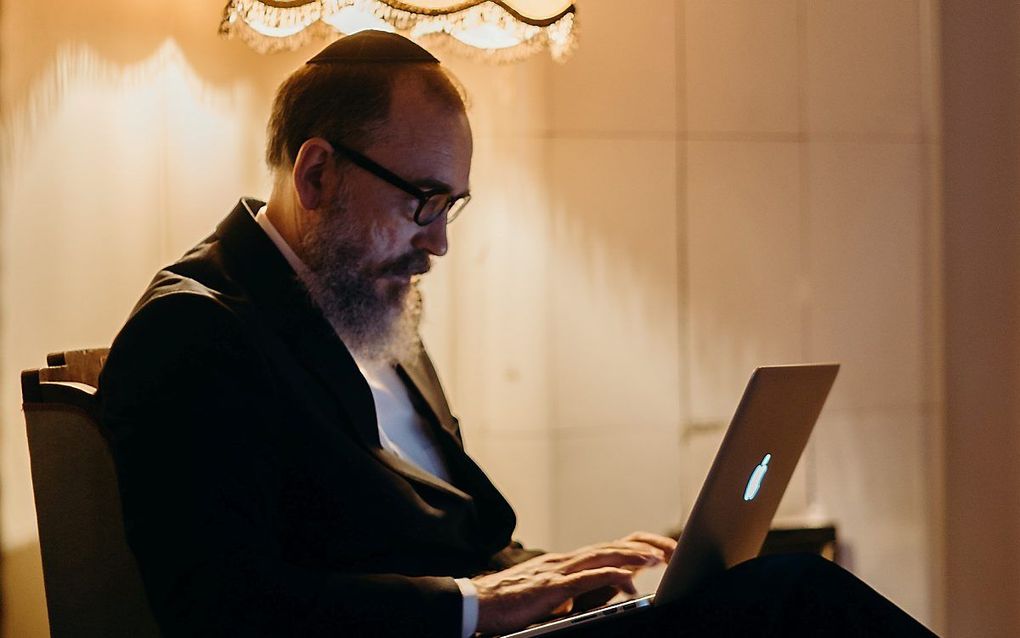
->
xmin=328 ymin=140 xmax=471 ymax=226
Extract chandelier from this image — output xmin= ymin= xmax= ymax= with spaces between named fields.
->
xmin=219 ymin=0 xmax=577 ymax=62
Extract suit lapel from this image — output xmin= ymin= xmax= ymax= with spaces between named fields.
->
xmin=370 ymin=448 xmax=471 ymax=501
xmin=287 ymin=320 xmax=382 ymax=450
xmin=398 ymin=353 xmax=518 ymax=541
xmin=397 ymin=355 xmax=461 ymax=444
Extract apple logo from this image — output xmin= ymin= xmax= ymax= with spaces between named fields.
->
xmin=743 ymin=453 xmax=772 ymax=502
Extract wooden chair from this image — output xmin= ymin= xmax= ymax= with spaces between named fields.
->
xmin=21 ymin=348 xmax=160 ymax=637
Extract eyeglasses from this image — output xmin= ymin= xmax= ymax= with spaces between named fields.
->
xmin=329 ymin=140 xmax=471 ymax=226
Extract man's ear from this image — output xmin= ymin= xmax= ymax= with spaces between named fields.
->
xmin=292 ymin=138 xmax=336 ymax=211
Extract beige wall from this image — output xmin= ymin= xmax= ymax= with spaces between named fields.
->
xmin=941 ymin=2 xmax=1020 ymax=637
xmin=538 ymin=1 xmax=942 ymax=630
xmin=4 ymin=1 xmax=1017 ymax=637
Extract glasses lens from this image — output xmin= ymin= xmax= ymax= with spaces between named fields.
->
xmin=417 ymin=193 xmax=470 ymax=226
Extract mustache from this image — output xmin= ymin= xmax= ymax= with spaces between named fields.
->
xmin=376 ymin=250 xmax=431 ymax=278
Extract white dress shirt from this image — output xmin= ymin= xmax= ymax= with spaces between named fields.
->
xmin=253 ymin=206 xmax=479 ymax=637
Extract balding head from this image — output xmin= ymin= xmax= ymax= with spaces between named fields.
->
xmin=265 ymin=31 xmax=466 ymax=172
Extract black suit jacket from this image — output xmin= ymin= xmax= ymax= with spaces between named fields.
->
xmin=99 ymin=198 xmax=537 ymax=637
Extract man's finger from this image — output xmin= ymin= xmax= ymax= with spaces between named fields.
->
xmin=620 ymin=532 xmax=677 ymax=558
xmin=558 ymin=548 xmax=663 ymax=574
xmin=605 ymin=539 xmax=669 ymax=555
xmin=622 ymin=531 xmax=677 ymax=548
xmin=557 ymin=567 xmax=638 ymax=598
xmin=578 ymin=540 xmax=668 ymax=563
xmin=580 ymin=535 xmax=674 ymax=555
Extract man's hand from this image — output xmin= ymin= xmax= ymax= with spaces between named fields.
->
xmin=472 ymin=532 xmax=676 ymax=635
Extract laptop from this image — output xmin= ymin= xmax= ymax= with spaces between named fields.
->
xmin=500 ymin=363 xmax=840 ymax=637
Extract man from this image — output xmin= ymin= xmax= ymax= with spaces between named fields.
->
xmin=100 ymin=31 xmax=935 ymax=637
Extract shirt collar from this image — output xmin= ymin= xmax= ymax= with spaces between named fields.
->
xmin=253 ymin=204 xmax=317 ymax=288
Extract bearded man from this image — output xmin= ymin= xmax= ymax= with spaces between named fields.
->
xmin=99 ymin=31 xmax=936 ymax=638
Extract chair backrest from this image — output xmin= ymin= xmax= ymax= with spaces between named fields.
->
xmin=22 ymin=348 xmax=160 ymax=638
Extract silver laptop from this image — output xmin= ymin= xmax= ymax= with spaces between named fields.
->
xmin=501 ymin=363 xmax=840 ymax=637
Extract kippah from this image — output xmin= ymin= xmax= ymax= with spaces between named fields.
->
xmin=306 ymin=30 xmax=439 ymax=65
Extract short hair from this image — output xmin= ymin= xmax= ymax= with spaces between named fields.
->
xmin=265 ymin=61 xmax=466 ymax=171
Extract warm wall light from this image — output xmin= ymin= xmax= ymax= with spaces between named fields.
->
xmin=219 ymin=0 xmax=577 ymax=62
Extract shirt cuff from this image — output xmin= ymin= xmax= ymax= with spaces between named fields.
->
xmin=455 ymin=577 xmax=479 ymax=638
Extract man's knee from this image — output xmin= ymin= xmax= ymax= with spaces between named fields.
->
xmin=730 ymin=552 xmax=835 ymax=582
xmin=704 ymin=552 xmax=851 ymax=605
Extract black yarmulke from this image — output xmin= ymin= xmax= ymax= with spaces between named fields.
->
xmin=306 ymin=30 xmax=439 ymax=65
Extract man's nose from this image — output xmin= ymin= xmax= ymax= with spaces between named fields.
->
xmin=412 ymin=217 xmax=449 ymax=257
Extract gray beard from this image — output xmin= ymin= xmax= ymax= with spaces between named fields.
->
xmin=298 ymin=204 xmax=425 ymax=366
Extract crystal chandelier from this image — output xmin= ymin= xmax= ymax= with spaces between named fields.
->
xmin=219 ymin=0 xmax=577 ymax=62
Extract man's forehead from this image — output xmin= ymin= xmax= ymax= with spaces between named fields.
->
xmin=368 ymin=79 xmax=472 ymax=190
xmin=357 ymin=68 xmax=466 ymax=147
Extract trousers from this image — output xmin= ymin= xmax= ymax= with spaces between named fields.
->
xmin=549 ymin=553 xmax=938 ymax=637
